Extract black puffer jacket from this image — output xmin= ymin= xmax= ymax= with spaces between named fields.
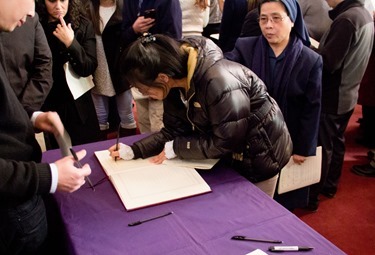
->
xmin=131 ymin=36 xmax=292 ymax=182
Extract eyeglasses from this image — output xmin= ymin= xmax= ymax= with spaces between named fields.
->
xmin=258 ymin=14 xmax=287 ymax=25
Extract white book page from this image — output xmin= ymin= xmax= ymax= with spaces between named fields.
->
xmin=277 ymin=147 xmax=322 ymax=194
xmin=94 ymin=150 xmax=212 ymax=210
xmin=64 ymin=62 xmax=94 ymax=100
xmin=163 ymin=158 xmax=219 ymax=170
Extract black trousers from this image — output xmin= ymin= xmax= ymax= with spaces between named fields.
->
xmin=0 ymin=196 xmax=48 ymax=255
xmin=361 ymin=105 xmax=375 ymax=147
xmin=310 ymin=109 xmax=354 ymax=201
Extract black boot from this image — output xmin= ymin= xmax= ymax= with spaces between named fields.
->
xmin=119 ymin=128 xmax=137 ymax=137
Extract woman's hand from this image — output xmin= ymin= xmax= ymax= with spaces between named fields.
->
xmin=108 ymin=143 xmax=134 ymax=160
xmin=292 ymin=154 xmax=306 ymax=165
xmin=53 ymin=15 xmax=74 ymax=48
xmin=150 ymin=150 xmax=166 ymax=164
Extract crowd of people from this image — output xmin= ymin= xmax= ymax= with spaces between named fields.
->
xmin=1 ymin=0 xmax=374 ymax=254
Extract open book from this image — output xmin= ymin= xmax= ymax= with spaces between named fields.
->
xmin=277 ymin=147 xmax=322 ymax=194
xmin=94 ymin=150 xmax=216 ymax=211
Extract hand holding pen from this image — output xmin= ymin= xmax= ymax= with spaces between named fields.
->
xmin=53 ymin=149 xmax=92 ymax=193
xmin=69 ymin=148 xmax=95 ymax=191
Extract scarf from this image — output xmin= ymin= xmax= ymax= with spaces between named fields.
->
xmin=251 ymin=34 xmax=303 ymax=118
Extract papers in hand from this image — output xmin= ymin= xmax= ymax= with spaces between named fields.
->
xmin=64 ymin=62 xmax=94 ymax=100
xmin=94 ymin=150 xmax=214 ymax=211
xmin=277 ymin=147 xmax=322 ymax=194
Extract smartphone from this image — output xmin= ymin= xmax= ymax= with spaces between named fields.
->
xmin=144 ymin=9 xmax=156 ymax=19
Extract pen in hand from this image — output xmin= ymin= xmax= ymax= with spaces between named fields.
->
xmin=128 ymin=211 xmax=173 ymax=226
xmin=69 ymin=148 xmax=95 ymax=191
xmin=231 ymin=235 xmax=283 ymax=244
xmin=115 ymin=124 xmax=121 ymax=162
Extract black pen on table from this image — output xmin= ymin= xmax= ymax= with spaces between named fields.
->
xmin=115 ymin=124 xmax=121 ymax=161
xmin=128 ymin=211 xmax=173 ymax=226
xmin=69 ymin=148 xmax=95 ymax=191
xmin=231 ymin=235 xmax=283 ymax=244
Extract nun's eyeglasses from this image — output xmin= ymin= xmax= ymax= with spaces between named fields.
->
xmin=258 ymin=14 xmax=287 ymax=25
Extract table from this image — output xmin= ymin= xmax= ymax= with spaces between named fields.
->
xmin=42 ymin=134 xmax=345 ymax=255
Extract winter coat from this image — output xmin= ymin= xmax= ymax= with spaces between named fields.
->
xmin=131 ymin=36 xmax=292 ymax=183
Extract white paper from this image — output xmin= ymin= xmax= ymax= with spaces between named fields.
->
xmin=310 ymin=37 xmax=319 ymax=49
xmin=277 ymin=147 xmax=322 ymax=194
xmin=245 ymin=249 xmax=269 ymax=255
xmin=163 ymin=158 xmax=219 ymax=170
xmin=64 ymin=62 xmax=94 ymax=100
xmin=94 ymin=150 xmax=212 ymax=210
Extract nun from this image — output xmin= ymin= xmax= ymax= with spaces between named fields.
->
xmin=225 ymin=0 xmax=322 ymax=211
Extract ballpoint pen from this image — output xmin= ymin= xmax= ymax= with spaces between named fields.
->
xmin=268 ymin=246 xmax=313 ymax=252
xmin=69 ymin=148 xmax=95 ymax=191
xmin=231 ymin=235 xmax=283 ymax=244
xmin=115 ymin=124 xmax=121 ymax=162
xmin=128 ymin=211 xmax=173 ymax=226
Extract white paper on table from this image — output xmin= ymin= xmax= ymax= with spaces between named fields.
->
xmin=94 ymin=150 xmax=212 ymax=210
xmin=245 ymin=249 xmax=269 ymax=255
xmin=64 ymin=62 xmax=94 ymax=100
xmin=277 ymin=146 xmax=322 ymax=194
xmin=163 ymin=158 xmax=219 ymax=170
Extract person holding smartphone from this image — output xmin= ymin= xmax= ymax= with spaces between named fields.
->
xmin=121 ymin=0 xmax=182 ymax=134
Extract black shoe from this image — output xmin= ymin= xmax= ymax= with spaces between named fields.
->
xmin=368 ymin=150 xmax=375 ymax=160
xmin=305 ymin=200 xmax=319 ymax=212
xmin=351 ymin=164 xmax=375 ymax=177
xmin=320 ymin=187 xmax=336 ymax=199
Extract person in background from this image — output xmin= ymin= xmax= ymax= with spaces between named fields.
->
xmin=226 ymin=0 xmax=321 ymax=210
xmin=355 ymin=11 xmax=375 ymax=149
xmin=122 ymin=0 xmax=182 ymax=134
xmin=36 ymin=0 xmax=101 ymax=148
xmin=219 ymin=0 xmax=249 ymax=52
xmin=351 ymin=11 xmax=375 ymax=177
xmin=297 ymin=0 xmax=332 ymax=42
xmin=0 ymin=13 xmax=52 ymax=117
xmin=308 ymin=0 xmax=373 ymax=211
xmin=85 ymin=0 xmax=137 ymax=138
xmin=180 ymin=0 xmax=210 ymax=37
xmin=0 ymin=1 xmax=92 ymax=254
xmin=202 ymin=0 xmax=224 ymax=44
xmin=240 ymin=0 xmax=262 ymax=37
xmin=109 ymin=33 xmax=292 ymax=198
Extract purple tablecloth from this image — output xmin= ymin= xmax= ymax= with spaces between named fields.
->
xmin=42 ymin=134 xmax=345 ymax=255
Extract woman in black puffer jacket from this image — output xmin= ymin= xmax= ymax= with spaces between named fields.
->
xmin=110 ymin=33 xmax=292 ymax=197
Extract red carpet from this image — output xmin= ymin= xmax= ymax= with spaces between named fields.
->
xmin=294 ymin=105 xmax=375 ymax=254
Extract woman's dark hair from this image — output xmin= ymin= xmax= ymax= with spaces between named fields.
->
xmin=120 ymin=34 xmax=188 ymax=88
xmin=36 ymin=0 xmax=87 ymax=30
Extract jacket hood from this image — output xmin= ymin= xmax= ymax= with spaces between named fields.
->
xmin=180 ymin=36 xmax=224 ymax=85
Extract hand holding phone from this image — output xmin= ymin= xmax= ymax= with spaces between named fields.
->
xmin=144 ymin=9 xmax=156 ymax=20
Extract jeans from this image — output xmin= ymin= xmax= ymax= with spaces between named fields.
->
xmin=92 ymin=90 xmax=136 ymax=130
xmin=0 ymin=195 xmax=48 ymax=255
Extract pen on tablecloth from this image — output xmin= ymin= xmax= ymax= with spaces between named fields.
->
xmin=231 ymin=235 xmax=283 ymax=244
xmin=69 ymin=148 xmax=95 ymax=191
xmin=128 ymin=211 xmax=173 ymax=226
xmin=115 ymin=124 xmax=121 ymax=161
xmin=268 ymin=246 xmax=313 ymax=252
